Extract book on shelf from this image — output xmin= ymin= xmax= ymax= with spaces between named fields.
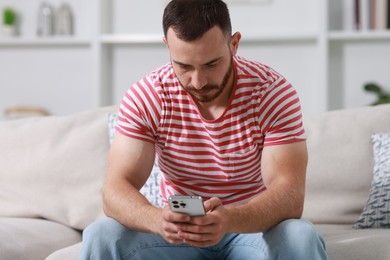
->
xmin=388 ymin=0 xmax=390 ymax=28
xmin=345 ymin=0 xmax=390 ymax=31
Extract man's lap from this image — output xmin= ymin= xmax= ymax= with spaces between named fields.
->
xmin=79 ymin=218 xmax=326 ymax=260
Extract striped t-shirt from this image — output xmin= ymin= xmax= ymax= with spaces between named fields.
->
xmin=116 ymin=56 xmax=306 ymax=206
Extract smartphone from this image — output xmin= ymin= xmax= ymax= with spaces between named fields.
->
xmin=168 ymin=195 xmax=206 ymax=216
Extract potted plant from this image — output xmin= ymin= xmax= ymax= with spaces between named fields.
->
xmin=2 ymin=7 xmax=17 ymax=36
xmin=364 ymin=82 xmax=390 ymax=105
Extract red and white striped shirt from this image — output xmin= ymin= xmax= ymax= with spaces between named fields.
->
xmin=116 ymin=56 xmax=306 ymax=206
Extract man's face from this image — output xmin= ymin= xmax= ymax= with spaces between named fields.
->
xmin=164 ymin=26 xmax=239 ymax=104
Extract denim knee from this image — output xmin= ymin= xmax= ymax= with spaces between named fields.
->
xmin=265 ymin=219 xmax=328 ymax=260
xmin=79 ymin=218 xmax=129 ymax=260
xmin=278 ymin=219 xmax=321 ymax=240
xmin=84 ymin=218 xmax=124 ymax=237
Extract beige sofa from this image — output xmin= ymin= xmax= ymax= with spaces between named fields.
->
xmin=1 ymin=104 xmax=390 ymax=260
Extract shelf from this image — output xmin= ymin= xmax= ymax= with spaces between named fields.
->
xmin=0 ymin=37 xmax=91 ymax=47
xmin=328 ymin=30 xmax=390 ymax=41
xmin=100 ymin=34 xmax=164 ymax=45
xmin=100 ymin=32 xmax=318 ymax=45
xmin=242 ymin=32 xmax=318 ymax=43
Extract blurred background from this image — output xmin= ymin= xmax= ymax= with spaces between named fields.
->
xmin=1 ymin=0 xmax=389 ymax=120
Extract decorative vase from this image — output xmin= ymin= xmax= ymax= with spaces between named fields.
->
xmin=56 ymin=3 xmax=73 ymax=35
xmin=37 ymin=2 xmax=54 ymax=36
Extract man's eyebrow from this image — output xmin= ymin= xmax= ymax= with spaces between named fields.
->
xmin=173 ymin=57 xmax=223 ymax=67
xmin=204 ymin=57 xmax=222 ymax=66
xmin=173 ymin=60 xmax=191 ymax=67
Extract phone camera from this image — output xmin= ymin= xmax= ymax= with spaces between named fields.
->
xmin=180 ymin=203 xmax=186 ymax=208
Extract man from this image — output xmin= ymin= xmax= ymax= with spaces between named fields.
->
xmin=79 ymin=0 xmax=327 ymax=259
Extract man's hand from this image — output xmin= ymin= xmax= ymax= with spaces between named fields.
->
xmin=159 ymin=197 xmax=227 ymax=247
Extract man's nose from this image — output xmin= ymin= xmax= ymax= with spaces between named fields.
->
xmin=190 ymin=70 xmax=207 ymax=90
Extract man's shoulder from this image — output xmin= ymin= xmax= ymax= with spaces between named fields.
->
xmin=235 ymin=56 xmax=280 ymax=76
xmin=146 ymin=62 xmax=175 ymax=84
xmin=140 ymin=63 xmax=183 ymax=101
xmin=234 ymin=56 xmax=283 ymax=85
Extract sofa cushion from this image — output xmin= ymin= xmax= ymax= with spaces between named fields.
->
xmin=353 ymin=132 xmax=390 ymax=229
xmin=0 ymin=106 xmax=117 ymax=230
xmin=0 ymin=217 xmax=81 ymax=260
xmin=316 ymin=224 xmax=390 ymax=260
xmin=303 ymin=104 xmax=390 ymax=224
xmin=46 ymin=242 xmax=82 ymax=260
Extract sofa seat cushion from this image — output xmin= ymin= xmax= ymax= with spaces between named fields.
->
xmin=0 ymin=217 xmax=81 ymax=260
xmin=46 ymin=224 xmax=390 ymax=260
xmin=46 ymin=242 xmax=82 ymax=260
xmin=316 ymin=224 xmax=390 ymax=260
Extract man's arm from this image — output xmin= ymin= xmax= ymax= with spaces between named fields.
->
xmin=102 ymin=133 xmax=160 ymax=233
xmin=175 ymin=140 xmax=308 ymax=247
xmin=224 ymin=140 xmax=308 ymax=233
xmin=103 ymin=133 xmax=210 ymax=244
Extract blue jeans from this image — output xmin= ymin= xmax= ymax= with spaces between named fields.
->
xmin=79 ymin=218 xmax=327 ymax=260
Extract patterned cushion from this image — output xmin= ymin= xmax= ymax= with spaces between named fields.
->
xmin=107 ymin=113 xmax=163 ymax=207
xmin=353 ymin=133 xmax=390 ymax=229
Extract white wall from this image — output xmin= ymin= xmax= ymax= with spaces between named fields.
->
xmin=0 ymin=46 xmax=96 ymax=116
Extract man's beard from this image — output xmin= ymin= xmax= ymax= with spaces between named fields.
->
xmin=184 ymin=58 xmax=233 ymax=103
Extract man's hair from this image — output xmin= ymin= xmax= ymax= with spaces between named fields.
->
xmin=163 ymin=0 xmax=232 ymax=41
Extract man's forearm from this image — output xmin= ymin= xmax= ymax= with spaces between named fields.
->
xmin=224 ymin=184 xmax=304 ymax=234
xmin=102 ymin=179 xmax=161 ymax=234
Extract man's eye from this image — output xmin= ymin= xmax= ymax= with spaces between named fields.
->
xmin=179 ymin=65 xmax=191 ymax=70
xmin=206 ymin=63 xmax=218 ymax=68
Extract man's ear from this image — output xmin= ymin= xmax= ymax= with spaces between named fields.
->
xmin=163 ymin=36 xmax=168 ymax=47
xmin=230 ymin=32 xmax=241 ymax=55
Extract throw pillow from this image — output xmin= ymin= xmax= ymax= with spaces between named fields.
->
xmin=0 ymin=106 xmax=116 ymax=230
xmin=107 ymin=113 xmax=163 ymax=207
xmin=353 ymin=133 xmax=390 ymax=229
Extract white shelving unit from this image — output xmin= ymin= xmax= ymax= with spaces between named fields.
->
xmin=0 ymin=0 xmax=98 ymax=120
xmin=100 ymin=34 xmax=164 ymax=44
xmin=329 ymin=31 xmax=390 ymax=41
xmin=327 ymin=0 xmax=390 ymax=109
xmin=1 ymin=0 xmax=389 ymax=120
xmin=0 ymin=38 xmax=91 ymax=46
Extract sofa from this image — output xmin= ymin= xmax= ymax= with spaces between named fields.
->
xmin=1 ymin=104 xmax=390 ymax=260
